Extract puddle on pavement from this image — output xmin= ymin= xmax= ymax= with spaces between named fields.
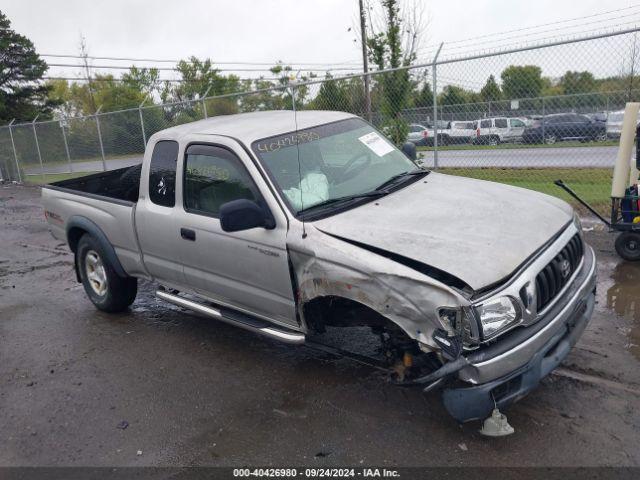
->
xmin=606 ymin=262 xmax=640 ymax=360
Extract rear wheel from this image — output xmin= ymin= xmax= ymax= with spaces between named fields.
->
xmin=593 ymin=132 xmax=607 ymax=142
xmin=488 ymin=135 xmax=500 ymax=146
xmin=544 ymin=134 xmax=557 ymax=145
xmin=77 ymin=234 xmax=137 ymax=312
xmin=615 ymin=232 xmax=640 ymax=261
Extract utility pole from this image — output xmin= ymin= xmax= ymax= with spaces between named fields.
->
xmin=359 ymin=0 xmax=372 ymax=122
xmin=80 ymin=36 xmax=97 ymax=113
xmin=432 ymin=43 xmax=444 ymax=170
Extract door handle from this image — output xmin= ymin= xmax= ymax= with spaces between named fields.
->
xmin=180 ymin=228 xmax=196 ymax=241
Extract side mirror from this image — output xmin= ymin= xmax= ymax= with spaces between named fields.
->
xmin=401 ymin=142 xmax=417 ymax=161
xmin=220 ymin=199 xmax=274 ymax=232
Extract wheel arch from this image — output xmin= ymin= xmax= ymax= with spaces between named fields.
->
xmin=66 ymin=216 xmax=128 ymax=279
xmin=301 ymin=294 xmax=412 ymax=339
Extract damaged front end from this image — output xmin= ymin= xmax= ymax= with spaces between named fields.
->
xmin=288 ymin=218 xmax=596 ymax=424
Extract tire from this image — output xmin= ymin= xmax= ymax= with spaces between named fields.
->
xmin=439 ymin=134 xmax=450 ymax=146
xmin=77 ymin=234 xmax=137 ymax=312
xmin=544 ymin=135 xmax=557 ymax=145
xmin=488 ymin=136 xmax=500 ymax=146
xmin=593 ymin=132 xmax=607 ymax=142
xmin=615 ymin=232 xmax=640 ymax=261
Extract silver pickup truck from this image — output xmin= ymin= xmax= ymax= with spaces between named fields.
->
xmin=42 ymin=110 xmax=596 ymax=424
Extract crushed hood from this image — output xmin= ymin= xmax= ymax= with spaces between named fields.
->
xmin=314 ymin=172 xmax=573 ymax=291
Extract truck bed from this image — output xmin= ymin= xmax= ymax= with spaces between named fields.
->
xmin=48 ymin=165 xmax=141 ymax=204
xmin=41 ymin=164 xmax=147 ymax=278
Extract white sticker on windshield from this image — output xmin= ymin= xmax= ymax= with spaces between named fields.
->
xmin=358 ymin=132 xmax=394 ymax=157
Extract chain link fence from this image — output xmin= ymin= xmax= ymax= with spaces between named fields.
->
xmin=2 ymin=27 xmax=639 ymax=216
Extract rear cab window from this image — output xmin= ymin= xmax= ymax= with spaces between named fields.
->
xmin=494 ymin=118 xmax=508 ymax=128
xmin=149 ymin=140 xmax=179 ymax=207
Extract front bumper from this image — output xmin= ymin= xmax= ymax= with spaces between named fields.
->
xmin=442 ymin=245 xmax=597 ymax=423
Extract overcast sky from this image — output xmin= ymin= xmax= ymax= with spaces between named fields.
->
xmin=3 ymin=0 xmax=640 ymax=86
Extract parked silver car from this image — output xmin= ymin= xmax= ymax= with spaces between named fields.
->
xmin=42 ymin=110 xmax=596 ymax=424
xmin=473 ymin=117 xmax=527 ymax=145
xmin=406 ymin=123 xmax=430 ymax=146
xmin=606 ymin=110 xmax=639 ymax=139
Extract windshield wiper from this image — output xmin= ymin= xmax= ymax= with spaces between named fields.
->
xmin=375 ymin=169 xmax=429 ymax=191
xmin=298 ymin=191 xmax=388 ymax=214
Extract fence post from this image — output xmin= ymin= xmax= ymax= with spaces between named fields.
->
xmin=139 ymin=98 xmax=147 ymax=148
xmin=94 ymin=106 xmax=107 ymax=171
xmin=8 ymin=119 xmax=22 ymax=183
xmin=31 ymin=115 xmax=45 ymax=180
xmin=202 ymin=86 xmax=212 ymax=118
xmin=432 ymin=43 xmax=444 ymax=170
xmin=541 ymin=97 xmax=546 ymax=142
xmin=60 ymin=119 xmax=72 ymax=173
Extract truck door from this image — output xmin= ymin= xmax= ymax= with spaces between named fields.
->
xmin=174 ymin=140 xmax=297 ymax=328
xmin=135 ymin=140 xmax=187 ymax=288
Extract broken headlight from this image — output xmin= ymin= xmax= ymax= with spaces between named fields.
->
xmin=474 ymin=296 xmax=521 ymax=340
xmin=438 ymin=307 xmax=480 ymax=345
xmin=573 ymin=212 xmax=583 ymax=234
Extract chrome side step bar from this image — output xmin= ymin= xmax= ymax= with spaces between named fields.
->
xmin=155 ymin=290 xmax=305 ymax=345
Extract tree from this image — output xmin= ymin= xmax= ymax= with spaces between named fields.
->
xmin=308 ymin=75 xmax=367 ymax=114
xmin=558 ymin=71 xmax=596 ymax=95
xmin=500 ymin=65 xmax=543 ymax=99
xmin=122 ymin=66 xmax=161 ymax=99
xmin=312 ymin=76 xmax=351 ymax=111
xmin=366 ymin=0 xmax=425 ymax=144
xmin=166 ymin=57 xmax=243 ymax=103
xmin=439 ymin=85 xmax=471 ymax=106
xmin=0 ymin=10 xmax=59 ymax=122
xmin=413 ymin=79 xmax=433 ymax=108
xmin=48 ymin=74 xmax=146 ymax=116
xmin=480 ymin=75 xmax=501 ymax=102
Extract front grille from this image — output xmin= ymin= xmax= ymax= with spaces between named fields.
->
xmin=535 ymin=234 xmax=584 ymax=311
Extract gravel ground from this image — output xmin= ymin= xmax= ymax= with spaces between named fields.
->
xmin=0 ymin=183 xmax=639 ymax=467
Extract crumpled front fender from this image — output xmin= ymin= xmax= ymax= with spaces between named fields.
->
xmin=288 ymin=225 xmax=469 ymax=349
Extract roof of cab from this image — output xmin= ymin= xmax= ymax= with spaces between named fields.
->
xmin=153 ymin=110 xmax=357 ymax=145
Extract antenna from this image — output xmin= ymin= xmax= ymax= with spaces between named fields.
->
xmin=290 ymin=81 xmax=307 ymax=239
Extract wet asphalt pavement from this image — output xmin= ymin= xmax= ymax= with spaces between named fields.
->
xmin=1 ymin=184 xmax=639 ymax=467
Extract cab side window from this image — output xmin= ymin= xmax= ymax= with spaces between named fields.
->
xmin=184 ymin=145 xmax=259 ymax=218
xmin=149 ymin=140 xmax=179 ymax=207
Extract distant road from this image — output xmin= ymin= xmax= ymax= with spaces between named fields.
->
xmin=419 ymin=145 xmax=622 ymax=168
xmin=26 ymin=145 xmax=626 ymax=176
xmin=25 ymin=156 xmax=143 ymax=175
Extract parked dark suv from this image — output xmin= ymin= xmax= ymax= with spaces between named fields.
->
xmin=522 ymin=113 xmax=607 ymax=144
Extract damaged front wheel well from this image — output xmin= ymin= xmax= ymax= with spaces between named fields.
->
xmin=302 ymin=296 xmax=409 ymax=339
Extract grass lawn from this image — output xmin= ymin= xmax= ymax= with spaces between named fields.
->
xmin=439 ymin=167 xmax=612 ymax=215
xmin=417 ymin=140 xmax=618 ymax=152
xmin=24 ymin=171 xmax=100 ymax=185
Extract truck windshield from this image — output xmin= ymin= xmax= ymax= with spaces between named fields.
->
xmin=251 ymin=118 xmax=419 ymax=216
